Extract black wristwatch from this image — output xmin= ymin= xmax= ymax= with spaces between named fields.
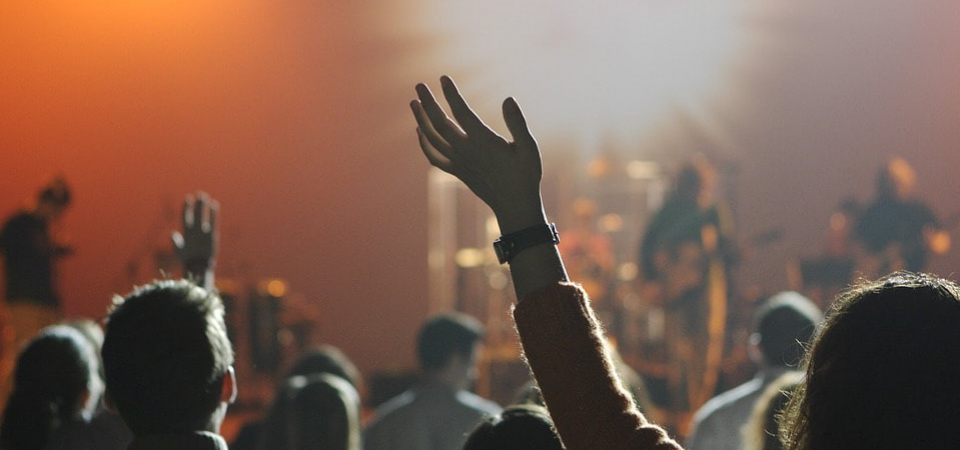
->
xmin=493 ymin=223 xmax=560 ymax=264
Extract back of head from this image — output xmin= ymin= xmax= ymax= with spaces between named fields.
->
xmin=876 ymin=157 xmax=916 ymax=200
xmin=781 ymin=272 xmax=960 ymax=450
xmin=672 ymin=155 xmax=717 ymax=205
xmin=673 ymin=163 xmax=704 ymax=203
xmin=416 ymin=312 xmax=484 ymax=372
xmin=1 ymin=325 xmax=99 ymax=450
xmin=102 ymin=279 xmax=233 ymax=436
xmin=286 ymin=374 xmax=361 ymax=450
xmin=258 ymin=374 xmax=360 ymax=450
xmin=37 ymin=176 xmax=72 ymax=213
xmin=462 ymin=404 xmax=563 ymax=450
xmin=64 ymin=319 xmax=105 ymax=352
xmin=753 ymin=292 xmax=821 ymax=368
xmin=285 ymin=345 xmax=361 ymax=390
xmin=65 ymin=319 xmax=106 ymax=380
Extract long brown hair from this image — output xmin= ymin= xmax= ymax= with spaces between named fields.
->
xmin=780 ymin=272 xmax=960 ymax=450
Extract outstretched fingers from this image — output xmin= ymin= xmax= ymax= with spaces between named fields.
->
xmin=206 ymin=199 xmax=219 ymax=235
xmin=194 ymin=192 xmax=210 ymax=233
xmin=417 ymin=128 xmax=455 ymax=174
xmin=416 ymin=83 xmax=466 ymax=145
xmin=182 ymin=194 xmax=195 ymax=231
xmin=171 ymin=231 xmax=185 ymax=253
xmin=180 ymin=192 xmax=218 ymax=237
xmin=440 ymin=76 xmax=490 ymax=136
xmin=412 ymin=100 xmax=456 ymax=161
xmin=502 ymin=97 xmax=538 ymax=152
xmin=174 ymin=194 xmax=194 ymax=256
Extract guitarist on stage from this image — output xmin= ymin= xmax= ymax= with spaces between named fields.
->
xmin=0 ymin=177 xmax=74 ymax=407
xmin=638 ymin=157 xmax=737 ymax=432
xmin=854 ymin=157 xmax=950 ymax=277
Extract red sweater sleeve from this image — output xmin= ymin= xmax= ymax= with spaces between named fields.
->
xmin=513 ymin=282 xmax=683 ymax=450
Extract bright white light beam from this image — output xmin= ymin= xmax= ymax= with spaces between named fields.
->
xmin=390 ymin=0 xmax=748 ymax=153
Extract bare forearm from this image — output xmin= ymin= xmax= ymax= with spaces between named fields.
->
xmin=494 ymin=202 xmax=569 ymax=300
xmin=410 ymin=76 xmax=680 ymax=450
xmin=507 ymin=243 xmax=568 ymax=300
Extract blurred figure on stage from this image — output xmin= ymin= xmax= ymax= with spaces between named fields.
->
xmin=854 ymin=157 xmax=950 ymax=277
xmin=638 ymin=156 xmax=737 ymax=432
xmin=788 ymin=199 xmax=860 ymax=311
xmin=558 ymin=198 xmax=615 ymax=322
xmin=0 ymin=177 xmax=74 ymax=408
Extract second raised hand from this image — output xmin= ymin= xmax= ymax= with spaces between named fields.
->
xmin=171 ymin=192 xmax=219 ymax=289
xmin=411 ymin=76 xmax=547 ymax=234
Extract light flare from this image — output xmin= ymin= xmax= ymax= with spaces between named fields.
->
xmin=386 ymin=0 xmax=748 ymax=152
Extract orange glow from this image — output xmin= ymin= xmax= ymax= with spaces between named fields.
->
xmin=266 ymin=279 xmax=287 ymax=298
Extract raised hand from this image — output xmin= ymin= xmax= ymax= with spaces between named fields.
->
xmin=411 ymin=77 xmax=567 ymax=298
xmin=171 ymin=192 xmax=218 ymax=289
xmin=411 ymin=76 xmax=546 ymax=234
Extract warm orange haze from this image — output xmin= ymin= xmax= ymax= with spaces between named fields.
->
xmin=2 ymin=1 xmax=960 ymax=447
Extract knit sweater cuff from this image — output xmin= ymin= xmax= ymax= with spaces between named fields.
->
xmin=513 ymin=282 xmax=683 ymax=450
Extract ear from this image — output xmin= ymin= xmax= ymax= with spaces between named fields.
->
xmin=103 ymin=390 xmax=119 ymax=414
xmin=221 ymin=366 xmax=238 ymax=404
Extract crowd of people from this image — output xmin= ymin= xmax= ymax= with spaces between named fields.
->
xmin=0 ymin=75 xmax=957 ymax=450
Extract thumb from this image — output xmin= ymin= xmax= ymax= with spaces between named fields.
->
xmin=171 ymin=231 xmax=185 ymax=254
xmin=502 ymin=97 xmax=538 ymax=152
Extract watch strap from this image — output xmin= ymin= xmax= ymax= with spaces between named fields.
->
xmin=493 ymin=223 xmax=560 ymax=264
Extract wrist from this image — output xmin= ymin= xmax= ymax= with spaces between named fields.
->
xmin=494 ymin=200 xmax=547 ymax=235
xmin=184 ymin=257 xmax=214 ymax=275
xmin=494 ymin=223 xmax=560 ymax=264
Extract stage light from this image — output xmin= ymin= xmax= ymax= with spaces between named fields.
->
xmin=600 ymin=213 xmax=624 ymax=232
xmin=265 ymin=279 xmax=287 ymax=298
xmin=488 ymin=271 xmax=509 ymax=290
xmin=618 ymin=262 xmax=639 ymax=281
xmin=455 ymin=247 xmax=487 ymax=268
xmin=397 ymin=0 xmax=747 ymax=151
xmin=627 ymin=160 xmax=660 ymax=180
xmin=829 ymin=212 xmax=847 ymax=231
xmin=588 ymin=157 xmax=612 ymax=178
